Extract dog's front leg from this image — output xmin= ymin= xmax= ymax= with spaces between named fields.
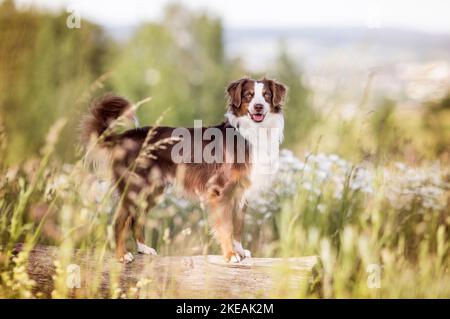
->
xmin=208 ymin=194 xmax=240 ymax=263
xmin=232 ymin=202 xmax=251 ymax=259
xmin=132 ymin=212 xmax=157 ymax=256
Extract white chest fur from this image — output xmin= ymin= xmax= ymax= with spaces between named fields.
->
xmin=225 ymin=111 xmax=284 ymax=203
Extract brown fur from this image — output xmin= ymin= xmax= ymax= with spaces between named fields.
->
xmin=81 ymin=78 xmax=286 ymax=262
xmin=226 ymin=77 xmax=287 ymax=116
xmin=80 ymin=93 xmax=132 ymax=144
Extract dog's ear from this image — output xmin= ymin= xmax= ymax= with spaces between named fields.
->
xmin=268 ymin=79 xmax=287 ymax=111
xmin=226 ymin=78 xmax=247 ymax=109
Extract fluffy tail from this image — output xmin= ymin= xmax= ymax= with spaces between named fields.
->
xmin=80 ymin=93 xmax=131 ymax=145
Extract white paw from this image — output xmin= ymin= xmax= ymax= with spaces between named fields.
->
xmin=120 ymin=252 xmax=134 ymax=263
xmin=229 ymin=253 xmax=241 ymax=263
xmin=137 ymin=242 xmax=157 ymax=256
xmin=233 ymin=240 xmax=251 ymax=259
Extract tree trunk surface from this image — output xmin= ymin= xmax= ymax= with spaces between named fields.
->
xmin=14 ymin=244 xmax=321 ymax=298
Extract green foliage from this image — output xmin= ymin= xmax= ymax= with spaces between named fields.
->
xmin=0 ymin=1 xmax=449 ymax=299
xmin=0 ymin=128 xmax=448 ymax=298
xmin=109 ymin=5 xmax=231 ymax=126
xmin=423 ymin=93 xmax=450 ymax=157
xmin=0 ymin=1 xmax=111 ymax=162
xmin=273 ymin=46 xmax=318 ymax=147
xmin=371 ymin=99 xmax=402 ymax=162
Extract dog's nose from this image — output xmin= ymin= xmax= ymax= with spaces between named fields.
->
xmin=254 ymin=104 xmax=264 ymax=113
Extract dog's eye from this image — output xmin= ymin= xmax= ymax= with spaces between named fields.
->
xmin=264 ymin=92 xmax=272 ymax=98
xmin=245 ymin=93 xmax=253 ymax=99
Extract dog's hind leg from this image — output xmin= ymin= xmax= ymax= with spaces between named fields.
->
xmin=131 ymin=189 xmax=161 ymax=256
xmin=114 ymin=207 xmax=134 ymax=263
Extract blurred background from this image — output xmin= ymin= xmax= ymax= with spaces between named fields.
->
xmin=1 ymin=0 xmax=450 ymax=298
xmin=1 ymin=0 xmax=449 ymax=165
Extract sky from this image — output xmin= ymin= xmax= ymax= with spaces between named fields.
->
xmin=15 ymin=0 xmax=450 ymax=34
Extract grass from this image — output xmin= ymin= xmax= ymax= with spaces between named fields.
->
xmin=0 ymin=99 xmax=449 ymax=299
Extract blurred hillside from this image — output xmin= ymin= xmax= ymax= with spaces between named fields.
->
xmin=0 ymin=0 xmax=111 ymax=161
xmin=0 ymin=0 xmax=449 ymax=165
xmin=106 ymin=23 xmax=450 ymax=108
xmin=0 ymin=1 xmax=312 ymax=163
xmin=226 ymin=27 xmax=450 ymax=107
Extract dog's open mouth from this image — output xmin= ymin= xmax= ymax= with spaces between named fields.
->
xmin=249 ymin=112 xmax=266 ymax=123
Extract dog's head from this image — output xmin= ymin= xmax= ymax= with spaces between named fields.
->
xmin=226 ymin=77 xmax=287 ymax=124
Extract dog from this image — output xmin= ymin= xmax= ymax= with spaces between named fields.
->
xmin=81 ymin=77 xmax=287 ymax=263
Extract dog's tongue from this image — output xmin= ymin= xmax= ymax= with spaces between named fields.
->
xmin=251 ymin=113 xmax=264 ymax=122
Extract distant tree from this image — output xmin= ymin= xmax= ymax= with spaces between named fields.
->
xmin=371 ymin=99 xmax=402 ymax=163
xmin=109 ymin=4 xmax=232 ymax=127
xmin=423 ymin=93 xmax=450 ymax=159
xmin=272 ymin=45 xmax=318 ymax=147
xmin=0 ymin=2 xmax=110 ymax=162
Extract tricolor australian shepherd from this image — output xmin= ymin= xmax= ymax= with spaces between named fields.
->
xmin=81 ymin=77 xmax=287 ymax=263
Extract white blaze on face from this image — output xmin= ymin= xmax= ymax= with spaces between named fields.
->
xmin=248 ymin=82 xmax=270 ymax=115
xmin=224 ymin=80 xmax=285 ymax=202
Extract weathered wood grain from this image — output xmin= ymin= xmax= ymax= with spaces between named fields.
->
xmin=14 ymin=244 xmax=321 ymax=298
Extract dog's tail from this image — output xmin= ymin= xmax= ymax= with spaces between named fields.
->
xmin=80 ymin=93 xmax=132 ymax=146
xmin=80 ymin=93 xmax=135 ymax=173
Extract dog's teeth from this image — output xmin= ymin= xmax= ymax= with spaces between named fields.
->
xmin=243 ymin=249 xmax=252 ymax=258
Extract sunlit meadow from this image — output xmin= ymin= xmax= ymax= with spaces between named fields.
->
xmin=0 ymin=1 xmax=449 ymax=298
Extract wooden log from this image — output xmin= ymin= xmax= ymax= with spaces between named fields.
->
xmin=14 ymin=244 xmax=321 ymax=298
